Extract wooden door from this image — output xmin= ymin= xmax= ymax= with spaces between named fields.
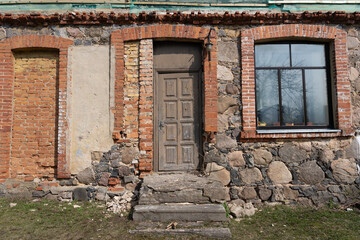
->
xmin=157 ymin=72 xmax=201 ymax=171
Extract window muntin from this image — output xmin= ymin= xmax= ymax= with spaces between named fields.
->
xmin=255 ymin=42 xmax=332 ymax=128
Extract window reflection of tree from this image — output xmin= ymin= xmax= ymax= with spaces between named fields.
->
xmin=256 ymin=70 xmax=279 ymax=125
xmin=281 ymin=70 xmax=304 ymax=125
xmin=256 ymin=70 xmax=304 ymax=126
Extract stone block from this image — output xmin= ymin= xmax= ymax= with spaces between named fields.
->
xmin=350 ymin=67 xmax=359 ymax=81
xmin=58 ymin=191 xmax=72 ymax=200
xmin=217 ymin=65 xmax=233 ymax=81
xmin=331 ymin=158 xmax=358 ymax=184
xmin=76 ymin=167 xmax=95 ymax=185
xmin=204 ymin=149 xmax=221 ymax=163
xmin=239 ymin=187 xmax=257 ymax=200
xmin=67 ymin=27 xmax=84 ymax=38
xmin=123 ymin=175 xmax=137 ymax=184
xmin=203 ymin=186 xmax=230 ymax=202
xmin=140 ymin=189 xmax=209 ymax=205
xmin=228 ymin=200 xmax=256 ymax=218
xmin=319 ymin=149 xmax=334 ymax=164
xmin=98 ymin=172 xmax=111 ymax=186
xmin=345 ymin=140 xmax=359 ymax=159
xmin=253 ymin=149 xmax=272 ymax=166
xmin=217 ymin=114 xmax=229 ymax=132
xmin=129 ymin=228 xmax=232 ymax=238
xmin=227 ymin=151 xmax=245 ymax=168
xmin=298 ymin=161 xmax=325 ymax=185
xmin=215 ymin=134 xmax=237 ymax=150
xmin=218 ymin=41 xmax=239 ymax=62
xmin=226 ymin=84 xmax=239 ymax=94
xmin=206 ymin=162 xmax=231 ymax=186
xmin=347 ymin=36 xmax=360 ymax=49
xmin=267 ymin=161 xmax=292 ymax=184
xmin=133 ymin=204 xmax=227 ymax=222
xmin=118 ymin=165 xmax=131 ymax=177
xmin=73 ymin=188 xmax=88 ymax=201
xmin=258 ymin=187 xmax=272 ymax=201
xmin=217 ymin=95 xmax=238 ymax=114
xmin=239 ymin=168 xmax=263 ymax=184
xmin=279 ymin=143 xmax=307 ymax=163
xmin=283 ymin=186 xmax=298 ymax=200
xmin=32 ymin=190 xmax=49 ymax=198
xmin=121 ymin=146 xmax=139 ymax=164
xmin=111 ymin=159 xmax=121 ymax=168
xmin=311 ymin=191 xmax=334 ymax=206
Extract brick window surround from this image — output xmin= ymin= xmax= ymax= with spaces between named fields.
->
xmin=0 ymin=35 xmax=73 ymax=182
xmin=241 ymin=24 xmax=352 ymax=139
xmin=111 ymin=24 xmax=217 ymax=172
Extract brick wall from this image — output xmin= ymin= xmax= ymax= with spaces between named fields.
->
xmin=138 ymin=39 xmax=153 ymax=172
xmin=124 ymin=41 xmax=140 ymax=141
xmin=0 ymin=35 xmax=73 ymax=182
xmin=10 ymin=50 xmax=58 ymax=181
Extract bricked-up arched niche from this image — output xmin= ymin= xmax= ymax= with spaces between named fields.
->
xmin=241 ymin=24 xmax=352 ymax=139
xmin=111 ymin=25 xmax=218 ymax=173
xmin=0 ymin=35 xmax=73 ymax=182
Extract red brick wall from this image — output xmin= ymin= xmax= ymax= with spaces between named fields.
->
xmin=240 ymin=24 xmax=352 ymax=139
xmin=111 ymin=24 xmax=218 ymax=173
xmin=0 ymin=35 xmax=73 ymax=183
xmin=10 ymin=50 xmax=58 ymax=181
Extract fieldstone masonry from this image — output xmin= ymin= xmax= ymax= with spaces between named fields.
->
xmin=0 ymin=14 xmax=359 ymax=216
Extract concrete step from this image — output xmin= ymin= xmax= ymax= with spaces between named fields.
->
xmin=133 ymin=204 xmax=228 ymax=222
xmin=129 ymin=227 xmax=232 ymax=238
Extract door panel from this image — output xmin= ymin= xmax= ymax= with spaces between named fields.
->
xmin=158 ymin=72 xmax=200 ymax=171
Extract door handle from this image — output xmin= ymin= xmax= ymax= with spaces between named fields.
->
xmin=159 ymin=121 xmax=165 ymax=130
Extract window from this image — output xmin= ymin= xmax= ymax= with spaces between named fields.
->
xmin=255 ymin=42 xmax=333 ymax=129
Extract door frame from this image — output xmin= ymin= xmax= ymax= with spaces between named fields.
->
xmin=154 ymin=68 xmax=203 ymax=172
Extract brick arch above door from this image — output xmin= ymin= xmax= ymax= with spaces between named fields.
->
xmin=0 ymin=35 xmax=73 ymax=182
xmin=111 ymin=25 xmax=218 ymax=173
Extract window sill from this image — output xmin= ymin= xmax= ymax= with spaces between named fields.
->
xmin=256 ymin=129 xmax=342 ymax=134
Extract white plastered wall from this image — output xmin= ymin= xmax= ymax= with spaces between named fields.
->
xmin=68 ymin=45 xmax=114 ymax=174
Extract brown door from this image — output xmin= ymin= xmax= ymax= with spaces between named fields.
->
xmin=157 ymin=72 xmax=201 ymax=171
xmin=154 ymin=41 xmax=202 ymax=172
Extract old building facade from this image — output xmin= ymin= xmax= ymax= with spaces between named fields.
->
xmin=0 ymin=1 xmax=359 ymax=207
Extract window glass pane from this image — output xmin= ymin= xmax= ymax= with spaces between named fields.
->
xmin=305 ymin=69 xmax=329 ymax=126
xmin=255 ymin=44 xmax=290 ymax=67
xmin=281 ymin=70 xmax=304 ymax=125
xmin=291 ymin=44 xmax=326 ymax=67
xmin=256 ymin=70 xmax=280 ymax=127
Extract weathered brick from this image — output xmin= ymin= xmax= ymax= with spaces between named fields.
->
xmin=0 ymin=35 xmax=72 ymax=182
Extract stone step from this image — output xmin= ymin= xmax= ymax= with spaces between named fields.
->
xmin=129 ymin=227 xmax=232 ymax=238
xmin=133 ymin=204 xmax=228 ymax=222
xmin=139 ymin=173 xmax=229 ymax=205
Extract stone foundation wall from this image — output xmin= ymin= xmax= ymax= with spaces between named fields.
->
xmin=205 ymin=138 xmax=360 ymax=206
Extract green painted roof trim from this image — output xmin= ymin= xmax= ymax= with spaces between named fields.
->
xmin=0 ymin=1 xmax=358 ymax=12
xmin=279 ymin=4 xmax=360 ymax=12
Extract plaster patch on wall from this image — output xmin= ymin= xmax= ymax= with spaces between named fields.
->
xmin=70 ymin=45 xmax=113 ymax=174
